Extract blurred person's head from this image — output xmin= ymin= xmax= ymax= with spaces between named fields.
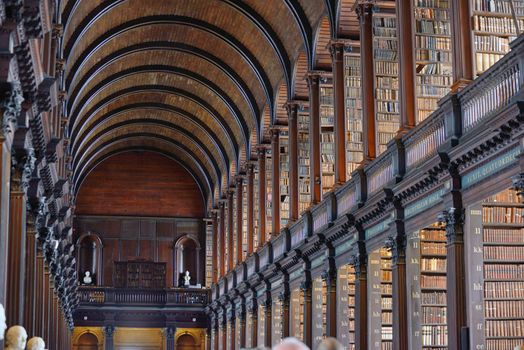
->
xmin=316 ymin=338 xmax=343 ymax=350
xmin=273 ymin=337 xmax=310 ymax=350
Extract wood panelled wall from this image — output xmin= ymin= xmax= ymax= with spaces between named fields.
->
xmin=74 ymin=216 xmax=204 ymax=287
xmin=75 ymin=152 xmax=205 ymax=218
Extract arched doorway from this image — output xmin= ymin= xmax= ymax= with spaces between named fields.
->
xmin=176 ymin=334 xmax=197 ymax=350
xmin=77 ymin=333 xmax=99 ymax=350
xmin=76 ymin=233 xmax=103 ymax=285
xmin=174 ymin=235 xmax=201 ymax=287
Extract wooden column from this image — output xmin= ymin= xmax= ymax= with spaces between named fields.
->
xmin=0 ymin=139 xmax=12 ymax=308
xmin=212 ymin=211 xmax=218 ymax=283
xmin=6 ymin=169 xmax=27 ymax=326
xmin=219 ymin=202 xmax=226 ymax=277
xmin=450 ymin=0 xmax=474 ymax=90
xmin=389 ymin=235 xmax=408 ymax=350
xmin=439 ymin=208 xmax=467 ymax=350
xmin=35 ymin=252 xmax=45 ymax=336
xmin=228 ymin=313 xmax=236 ymax=350
xmin=164 ymin=326 xmax=175 ymax=350
xmin=322 ymin=270 xmax=337 ymax=338
xmin=236 ymin=176 xmax=243 ymax=264
xmin=104 ymin=325 xmax=115 ymax=350
xmin=227 ymin=189 xmax=234 ymax=271
xmin=351 ymin=252 xmax=368 ymax=350
xmin=248 ymin=302 xmax=258 ymax=347
xmin=330 ymin=41 xmax=347 ymax=184
xmin=271 ymin=129 xmax=280 ymax=235
xmin=24 ymin=222 xmax=37 ymax=336
xmin=279 ymin=293 xmax=290 ymax=338
xmin=43 ymin=270 xmax=51 ymax=344
xmin=300 ymin=281 xmax=313 ymax=348
xmin=257 ymin=147 xmax=267 ymax=244
xmin=306 ymin=73 xmax=321 ymax=204
xmin=246 ymin=164 xmax=255 ymax=254
xmin=286 ymin=102 xmax=299 ymax=222
xmin=238 ymin=310 xmax=246 ymax=349
xmin=356 ymin=2 xmax=377 ymax=161
xmin=263 ymin=300 xmax=272 ymax=347
xmin=220 ymin=318 xmax=227 ymax=350
xmin=396 ymin=0 xmax=416 ymax=130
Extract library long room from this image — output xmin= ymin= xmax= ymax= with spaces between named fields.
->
xmin=0 ymin=0 xmax=523 ymax=350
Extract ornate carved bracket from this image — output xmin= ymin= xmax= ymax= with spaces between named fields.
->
xmin=437 ymin=207 xmax=465 ymax=244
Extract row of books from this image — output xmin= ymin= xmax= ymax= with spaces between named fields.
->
xmin=484 ymin=300 xmax=524 ymax=318
xmin=415 ymin=0 xmax=449 ymax=8
xmin=484 ymin=263 xmax=524 ymax=279
xmin=484 ymin=281 xmax=524 ymax=298
xmin=416 ymin=74 xmax=452 ymax=86
xmin=421 ymin=275 xmax=446 ymax=289
xmin=421 ymin=306 xmax=447 ymax=324
xmin=414 ymin=8 xmax=449 ymax=21
xmin=475 ymin=52 xmax=506 ymax=74
xmin=486 ymin=339 xmax=524 ymax=350
xmin=472 ymin=15 xmax=524 ymax=34
xmin=482 ymin=206 xmax=524 ymax=223
xmin=483 ymin=228 xmax=524 ymax=243
xmin=415 ymin=35 xmax=451 ymax=50
xmin=377 ymin=102 xmax=400 ymax=114
xmin=421 ymin=243 xmax=447 ymax=255
xmin=416 ymin=50 xmax=451 ymax=62
xmin=381 ymin=284 xmax=393 ymax=295
xmin=485 ymin=320 xmax=524 ymax=337
xmin=472 ymin=0 xmax=523 ymax=14
xmin=375 ymin=61 xmax=399 ymax=76
xmin=475 ymin=35 xmax=511 ymax=53
xmin=421 ymin=258 xmax=447 ymax=271
xmin=421 ymin=291 xmax=447 ymax=305
xmin=382 ymin=311 xmax=393 ymax=324
xmin=421 ymin=325 xmax=447 ymax=346
xmin=416 ymin=84 xmax=450 ymax=97
xmin=484 ymin=246 xmax=524 ymax=261
xmin=414 ymin=19 xmax=450 ymax=35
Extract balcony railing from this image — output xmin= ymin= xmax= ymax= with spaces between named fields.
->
xmin=78 ymin=286 xmax=210 ymax=307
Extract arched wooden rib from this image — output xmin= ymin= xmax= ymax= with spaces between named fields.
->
xmin=282 ymin=0 xmax=315 ymax=70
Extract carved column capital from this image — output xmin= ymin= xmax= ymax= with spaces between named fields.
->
xmin=277 ymin=291 xmax=289 ymax=303
xmin=299 ymin=280 xmax=311 ymax=293
xmin=355 ymin=1 xmax=374 ymax=21
xmin=348 ymin=250 xmax=367 ymax=277
xmin=328 ymin=41 xmax=345 ymax=61
xmin=11 ymin=147 xmax=36 ymax=192
xmin=384 ymin=233 xmax=407 ymax=264
xmin=1 ymin=82 xmax=23 ymax=136
xmin=511 ymin=173 xmax=524 ymax=203
xmin=305 ymin=71 xmax=321 ymax=88
xmin=437 ymin=207 xmax=465 ymax=244
xmin=103 ymin=325 xmax=115 ymax=337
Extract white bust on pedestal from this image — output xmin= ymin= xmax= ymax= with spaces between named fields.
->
xmin=184 ymin=270 xmax=191 ymax=287
xmin=26 ymin=337 xmax=46 ymax=350
xmin=4 ymin=326 xmax=27 ymax=350
xmin=0 ymin=304 xmax=6 ymax=340
xmin=83 ymin=271 xmax=93 ymax=285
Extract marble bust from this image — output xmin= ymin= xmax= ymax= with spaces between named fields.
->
xmin=26 ymin=337 xmax=46 ymax=350
xmin=83 ymin=271 xmax=93 ymax=285
xmin=4 ymin=326 xmax=27 ymax=350
xmin=184 ymin=270 xmax=191 ymax=286
xmin=0 ymin=304 xmax=6 ymax=340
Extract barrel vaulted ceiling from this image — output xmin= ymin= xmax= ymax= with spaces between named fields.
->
xmin=62 ymin=0 xmax=359 ymax=211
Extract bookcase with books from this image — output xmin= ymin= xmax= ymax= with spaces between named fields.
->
xmin=407 ymin=224 xmax=448 ymax=349
xmin=257 ymin=302 xmax=266 ymax=347
xmin=232 ymin=189 xmax=237 ymax=266
xmin=368 ymin=248 xmax=393 ymax=350
xmin=471 ymin=0 xmax=524 ymax=75
xmin=320 ymin=79 xmax=336 ymax=194
xmin=312 ymin=276 xmax=328 ymax=348
xmin=226 ymin=319 xmax=232 ymax=350
xmin=414 ymin=0 xmax=453 ymax=123
xmin=242 ymin=179 xmax=248 ymax=260
xmin=266 ymin=148 xmax=273 ymax=240
xmin=253 ymin=165 xmax=260 ymax=250
xmin=467 ymin=188 xmax=524 ymax=350
xmin=344 ymin=47 xmax=363 ymax=177
xmin=280 ymin=129 xmax=290 ymax=227
xmin=272 ymin=297 xmax=283 ymax=345
xmin=298 ymin=108 xmax=311 ymax=213
xmin=290 ymin=287 xmax=305 ymax=341
xmin=205 ymin=222 xmax=213 ymax=287
xmin=224 ymin=201 xmax=230 ymax=270
xmin=235 ymin=313 xmax=242 ymax=350
xmin=373 ymin=10 xmax=400 ymax=155
xmin=337 ymin=264 xmax=356 ymax=350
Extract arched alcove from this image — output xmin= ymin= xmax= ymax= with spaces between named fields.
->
xmin=174 ymin=234 xmax=201 ymax=287
xmin=76 ymin=233 xmax=103 ymax=286
xmin=76 ymin=333 xmax=100 ymax=350
xmin=176 ymin=334 xmax=197 ymax=350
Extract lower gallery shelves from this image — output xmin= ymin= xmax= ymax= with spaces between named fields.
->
xmin=290 ymin=287 xmax=305 ymax=342
xmin=337 ymin=265 xmax=356 ymax=350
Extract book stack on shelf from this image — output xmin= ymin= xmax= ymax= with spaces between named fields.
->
xmin=266 ymin=148 xmax=273 ymax=240
xmin=471 ymin=0 xmax=524 ymax=75
xmin=320 ymin=81 xmax=335 ymax=194
xmin=344 ymin=48 xmax=363 ymax=177
xmin=226 ymin=322 xmax=232 ymax=350
xmin=298 ymin=109 xmax=311 ymax=213
xmin=272 ymin=298 xmax=283 ymax=345
xmin=224 ymin=201 xmax=230 ymax=269
xmin=242 ymin=179 xmax=248 ymax=260
xmin=481 ymin=189 xmax=524 ymax=350
xmin=232 ymin=189 xmax=237 ymax=266
xmin=258 ymin=303 xmax=266 ymax=346
xmin=205 ymin=222 xmax=213 ymax=287
xmin=373 ymin=12 xmax=400 ymax=155
xmin=414 ymin=0 xmax=453 ymax=123
xmin=280 ymin=129 xmax=290 ymax=226
xmin=253 ymin=165 xmax=260 ymax=250
xmin=291 ymin=287 xmax=305 ymax=341
xmin=313 ymin=276 xmax=328 ymax=347
xmin=380 ymin=248 xmax=393 ymax=350
xmin=235 ymin=315 xmax=242 ymax=350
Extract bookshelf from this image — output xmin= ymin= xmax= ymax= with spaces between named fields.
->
xmin=226 ymin=319 xmax=232 ymax=350
xmin=337 ymin=264 xmax=356 ymax=350
xmin=312 ymin=276 xmax=328 ymax=348
xmin=373 ymin=11 xmax=400 ymax=155
xmin=407 ymin=225 xmax=448 ymax=349
xmin=205 ymin=222 xmax=213 ymax=287
xmin=471 ymin=0 xmax=524 ymax=75
xmin=368 ymin=248 xmax=393 ymax=350
xmin=242 ymin=180 xmax=248 ymax=261
xmin=468 ymin=189 xmax=524 ymax=350
xmin=272 ymin=297 xmax=283 ymax=345
xmin=320 ymin=80 xmax=336 ymax=194
xmin=414 ymin=0 xmax=453 ymax=123
xmin=257 ymin=302 xmax=266 ymax=347
xmin=235 ymin=314 xmax=242 ymax=350
xmin=280 ymin=129 xmax=290 ymax=227
xmin=344 ymin=48 xmax=363 ymax=177
xmin=225 ymin=201 xmax=229 ymax=269
xmin=253 ymin=165 xmax=260 ymax=250
xmin=298 ymin=109 xmax=311 ymax=213
xmin=266 ymin=148 xmax=273 ymax=240
xmin=232 ymin=190 xmax=237 ymax=266
xmin=290 ymin=287 xmax=305 ymax=341
xmin=113 ymin=261 xmax=166 ymax=289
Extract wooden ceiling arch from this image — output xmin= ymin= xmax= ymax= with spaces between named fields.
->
xmin=61 ymin=0 xmax=329 ymax=207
